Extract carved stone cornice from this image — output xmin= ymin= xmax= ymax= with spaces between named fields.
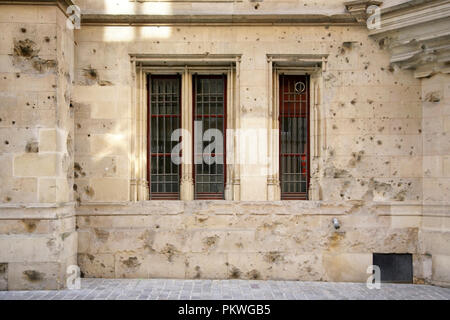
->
xmin=344 ymin=0 xmax=383 ymax=24
xmin=368 ymin=0 xmax=450 ymax=78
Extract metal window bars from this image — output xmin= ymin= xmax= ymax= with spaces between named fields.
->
xmin=148 ymin=75 xmax=181 ymax=200
xmin=279 ymin=74 xmax=310 ymax=200
xmin=193 ymin=74 xmax=227 ymax=200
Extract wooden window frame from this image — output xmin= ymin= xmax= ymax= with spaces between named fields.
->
xmin=279 ymin=74 xmax=310 ymax=200
xmin=192 ymin=74 xmax=227 ymax=200
xmin=147 ymin=74 xmax=182 ymax=200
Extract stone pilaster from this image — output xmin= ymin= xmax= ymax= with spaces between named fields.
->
xmin=0 ymin=0 xmax=76 ymax=290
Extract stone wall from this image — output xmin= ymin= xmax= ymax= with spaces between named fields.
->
xmin=77 ymin=201 xmax=426 ymax=282
xmin=420 ymin=74 xmax=450 ymax=287
xmin=72 ymin=24 xmax=423 ymax=202
xmin=0 ymin=0 xmax=449 ymax=290
xmin=0 ymin=4 xmax=77 ymax=290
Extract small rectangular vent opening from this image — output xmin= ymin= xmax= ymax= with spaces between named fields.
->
xmin=373 ymin=253 xmax=413 ymax=283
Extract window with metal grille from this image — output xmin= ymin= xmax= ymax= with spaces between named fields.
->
xmin=148 ymin=75 xmax=181 ymax=200
xmin=193 ymin=75 xmax=227 ymax=200
xmin=279 ymin=75 xmax=310 ymax=200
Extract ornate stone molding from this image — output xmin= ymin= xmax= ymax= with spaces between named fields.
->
xmin=344 ymin=0 xmax=383 ymax=24
xmin=368 ymin=0 xmax=450 ymax=78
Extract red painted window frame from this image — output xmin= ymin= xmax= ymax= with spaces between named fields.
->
xmin=279 ymin=74 xmax=310 ymax=200
xmin=192 ymin=74 xmax=227 ymax=200
xmin=147 ymin=74 xmax=182 ymax=200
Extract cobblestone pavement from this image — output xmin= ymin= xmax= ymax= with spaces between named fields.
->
xmin=1 ymin=279 xmax=449 ymax=300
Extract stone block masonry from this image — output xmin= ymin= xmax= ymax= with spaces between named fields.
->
xmin=0 ymin=0 xmax=449 ymax=290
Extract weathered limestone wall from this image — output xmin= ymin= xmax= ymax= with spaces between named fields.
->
xmin=77 ymin=201 xmax=425 ymax=282
xmin=73 ymin=24 xmax=422 ymax=202
xmin=72 ymin=23 xmax=431 ymax=283
xmin=0 ymin=5 xmax=76 ymax=290
xmin=0 ymin=0 xmax=448 ymax=288
xmin=420 ymin=73 xmax=450 ymax=287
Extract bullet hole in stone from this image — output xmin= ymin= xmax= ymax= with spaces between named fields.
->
xmin=203 ymin=235 xmax=219 ymax=248
xmin=367 ymin=99 xmax=374 ymax=104
xmin=87 ymin=134 xmax=91 ymax=137
xmin=247 ymin=270 xmax=261 ymax=280
xmin=377 ymin=140 xmax=382 ymax=145
xmin=254 ymin=3 xmax=260 ymax=9
xmin=73 ymin=184 xmax=78 ymax=192
xmin=342 ymin=41 xmax=353 ymax=49
xmin=388 ymin=65 xmax=394 ymax=72
xmin=44 ymin=36 xmax=50 ymax=43
xmin=194 ymin=266 xmax=201 ymax=279
xmin=21 ymin=28 xmax=26 ymax=33
xmin=332 ymin=124 xmax=338 ymax=130
xmin=424 ymin=91 xmax=441 ymax=102
xmin=16 ymin=73 xmax=20 ymax=78
xmin=4 ymin=141 xmax=9 ymax=145
xmin=122 ymin=257 xmax=141 ymax=268
xmin=77 ymin=123 xmax=81 ymax=129
xmin=23 ymin=270 xmax=44 ymax=282
xmin=84 ymin=186 xmax=95 ymax=198
xmin=5 ymin=196 xmax=11 ymax=202
xmin=265 ymin=252 xmax=283 ymax=264
xmin=230 ymin=267 xmax=241 ymax=279
xmin=12 ymin=121 xmax=15 ymax=125
xmin=350 ymin=99 xmax=356 ymax=105
xmin=345 ymin=57 xmax=349 ymax=63
xmin=25 ymin=141 xmax=39 ymax=153
xmin=161 ymin=244 xmax=178 ymax=262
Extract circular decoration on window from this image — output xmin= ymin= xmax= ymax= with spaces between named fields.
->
xmin=295 ymin=81 xmax=306 ymax=94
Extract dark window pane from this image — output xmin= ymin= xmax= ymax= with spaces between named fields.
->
xmin=280 ymin=75 xmax=309 ymax=200
xmin=148 ymin=75 xmax=181 ymax=200
xmin=194 ymin=75 xmax=226 ymax=199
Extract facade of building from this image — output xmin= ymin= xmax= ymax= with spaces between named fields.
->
xmin=0 ymin=0 xmax=449 ymax=290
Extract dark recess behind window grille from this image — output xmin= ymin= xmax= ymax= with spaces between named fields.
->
xmin=193 ymin=74 xmax=226 ymax=200
xmin=279 ymin=74 xmax=310 ymax=200
xmin=148 ymin=75 xmax=181 ymax=200
xmin=373 ymin=253 xmax=413 ymax=283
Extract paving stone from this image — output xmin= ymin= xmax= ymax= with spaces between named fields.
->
xmin=1 ymin=279 xmax=450 ymax=300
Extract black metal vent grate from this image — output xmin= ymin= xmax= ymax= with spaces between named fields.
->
xmin=373 ymin=253 xmax=413 ymax=283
